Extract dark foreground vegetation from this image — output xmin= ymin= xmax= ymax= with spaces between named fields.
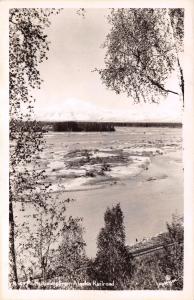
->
xmin=17 ymin=204 xmax=183 ymax=290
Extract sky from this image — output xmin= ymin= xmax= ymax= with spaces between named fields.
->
xmin=33 ymin=9 xmax=183 ymax=122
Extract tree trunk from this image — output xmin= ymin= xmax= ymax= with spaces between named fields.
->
xmin=9 ymin=198 xmax=19 ymax=289
xmin=168 ymin=11 xmax=184 ymax=107
xmin=177 ymin=58 xmax=184 ymax=106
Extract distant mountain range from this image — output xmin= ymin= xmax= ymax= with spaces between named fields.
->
xmin=34 ymin=98 xmax=182 ymax=123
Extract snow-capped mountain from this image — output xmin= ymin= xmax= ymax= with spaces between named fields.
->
xmin=34 ymin=97 xmax=182 ymax=123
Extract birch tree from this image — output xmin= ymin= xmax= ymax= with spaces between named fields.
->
xmin=9 ymin=8 xmax=60 ymax=288
xmin=97 ymin=9 xmax=184 ymax=105
xmin=9 ymin=8 xmax=87 ymax=289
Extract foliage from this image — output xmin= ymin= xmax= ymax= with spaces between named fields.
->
xmin=129 ymin=215 xmax=184 ymax=290
xmin=15 ymin=198 xmax=67 ymax=281
xmin=9 ymin=8 xmax=62 ymax=191
xmin=88 ymin=203 xmax=133 ymax=289
xmin=15 ymin=199 xmax=88 ymax=287
xmin=158 ymin=214 xmax=184 ymax=289
xmin=129 ymin=253 xmax=163 ymax=289
xmin=97 ymin=8 xmax=184 ymax=104
xmin=54 ymin=216 xmax=89 ymax=284
xmin=9 ymin=8 xmax=89 ymax=289
xmin=9 ymin=8 xmax=60 ymax=288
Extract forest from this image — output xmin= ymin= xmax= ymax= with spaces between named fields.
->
xmin=16 ymin=204 xmax=183 ymax=290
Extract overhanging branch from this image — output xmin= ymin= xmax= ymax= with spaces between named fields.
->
xmin=147 ymin=75 xmax=179 ymax=96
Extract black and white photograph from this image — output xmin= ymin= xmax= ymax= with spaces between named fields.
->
xmin=0 ymin=1 xmax=194 ymax=299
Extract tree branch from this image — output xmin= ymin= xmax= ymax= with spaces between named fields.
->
xmin=147 ymin=75 xmax=179 ymax=96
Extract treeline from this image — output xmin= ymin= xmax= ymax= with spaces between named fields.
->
xmin=11 ymin=120 xmax=182 ymax=133
xmin=52 ymin=121 xmax=115 ymax=132
xmin=115 ymin=122 xmax=182 ymax=128
xmin=42 ymin=121 xmax=182 ymax=132
xmin=18 ymin=204 xmax=183 ymax=290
